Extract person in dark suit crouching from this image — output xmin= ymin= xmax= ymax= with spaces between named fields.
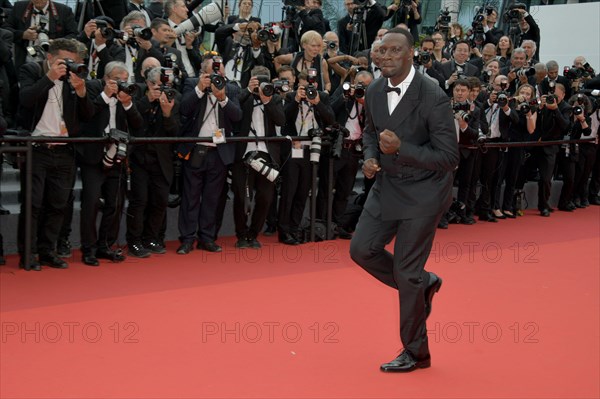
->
xmin=126 ymin=66 xmax=180 ymax=257
xmin=232 ymin=66 xmax=285 ymax=249
xmin=17 ymin=38 xmax=95 ymax=270
xmin=78 ymin=61 xmax=143 ymax=266
xmin=176 ymin=56 xmax=242 ymax=254
xmin=349 ymin=28 xmax=459 ymax=372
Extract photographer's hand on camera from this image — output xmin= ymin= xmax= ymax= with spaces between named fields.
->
xmin=48 ymin=58 xmax=68 ymax=81
xmin=116 ymin=88 xmax=133 ymax=109
xmin=306 ymin=88 xmax=320 ymax=105
xmin=159 ymin=92 xmax=174 ymax=117
xmin=446 ymin=72 xmax=459 ymax=87
xmin=211 ymin=83 xmax=227 ymax=102
xmin=196 ymin=73 xmax=212 ymax=92
xmin=379 ymin=129 xmax=400 ymax=155
xmin=104 ymin=79 xmax=119 ymax=98
xmin=23 ymin=27 xmax=38 ymax=42
xmin=544 ymin=95 xmax=558 ymax=111
xmin=136 ymin=36 xmax=153 ymax=51
xmin=362 ymin=158 xmax=381 ymax=179
xmin=70 ymin=72 xmax=87 ymax=98
xmin=454 ymin=110 xmax=469 ymax=130
xmin=84 ymin=20 xmax=97 ymax=40
xmin=295 ymin=86 xmax=306 ymax=103
xmin=184 ymin=31 xmax=197 ymax=49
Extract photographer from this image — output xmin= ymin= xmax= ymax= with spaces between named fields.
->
xmin=315 ymin=70 xmax=373 ymax=239
xmin=494 ymin=83 xmax=537 ymax=218
xmin=126 ymin=66 xmax=180 ymax=258
xmin=214 ymin=20 xmax=265 ymax=88
xmin=16 ymin=38 xmax=95 ymax=270
xmin=176 ymin=56 xmax=242 ymax=255
xmin=521 ymin=40 xmax=537 ymax=66
xmin=431 ymin=31 xmax=450 ymax=63
xmin=337 ymin=0 xmax=386 ymax=55
xmin=515 ymin=8 xmax=540 ymax=59
xmin=436 ymin=40 xmax=479 ymax=95
xmin=500 ymin=48 xmax=536 ymax=95
xmin=77 ymin=61 xmax=143 ymax=266
xmin=536 ymin=83 xmax=571 ymax=217
xmin=278 ymin=70 xmax=334 ymax=245
xmin=468 ymin=42 xmax=496 ymax=76
xmin=578 ymin=79 xmax=600 ymax=206
xmin=231 ymin=66 xmax=286 ymax=249
xmin=166 ymin=0 xmax=203 ymax=78
xmin=321 ymin=31 xmax=345 ymax=94
xmin=540 ymin=60 xmax=572 ymax=103
xmin=475 ymin=75 xmax=519 ymax=222
xmin=413 ymin=36 xmax=445 ymax=88
xmin=439 ymin=79 xmax=480 ymax=228
xmin=386 ymin=0 xmax=421 ymax=43
xmin=557 ymin=94 xmax=591 ymax=212
xmin=481 ymin=7 xmax=504 ymax=46
xmin=293 ymin=0 xmax=328 ymax=46
xmin=4 ymin=0 xmax=78 ymax=70
xmin=78 ymin=16 xmax=126 ymax=80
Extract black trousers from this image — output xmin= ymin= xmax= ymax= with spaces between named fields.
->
xmin=557 ymin=150 xmax=577 ymax=208
xmin=590 ymin=144 xmax=600 ymax=199
xmin=350 ymin=186 xmax=439 ymax=360
xmin=79 ymin=163 xmax=126 ymax=252
xmin=536 ymin=145 xmax=559 ymax=211
xmin=18 ymin=145 xmax=75 ymax=255
xmin=178 ymin=148 xmax=227 ymax=244
xmin=316 ymin=149 xmax=360 ymax=224
xmin=494 ymin=147 xmax=524 ymax=212
xmin=277 ymin=155 xmax=311 ymax=236
xmin=127 ymin=159 xmax=170 ymax=245
xmin=231 ymin=159 xmax=275 ymax=240
xmin=475 ymin=147 xmax=501 ymax=214
xmin=457 ymin=150 xmax=477 ymax=207
xmin=573 ymin=143 xmax=597 ymax=201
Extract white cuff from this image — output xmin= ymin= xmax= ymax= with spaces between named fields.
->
xmin=195 ymin=85 xmax=205 ymax=98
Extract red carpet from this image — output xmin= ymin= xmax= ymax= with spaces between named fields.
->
xmin=1 ymin=208 xmax=599 ymax=398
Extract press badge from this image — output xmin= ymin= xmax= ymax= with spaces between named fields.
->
xmin=212 ymin=128 xmax=226 ymax=144
xmin=291 ymin=141 xmax=303 ymax=158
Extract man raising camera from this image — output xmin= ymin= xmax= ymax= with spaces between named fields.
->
xmin=337 ymin=0 xmax=386 ymax=55
xmin=232 ymin=66 xmax=286 ymax=249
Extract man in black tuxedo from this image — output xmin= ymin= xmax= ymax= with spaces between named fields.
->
xmin=4 ymin=0 xmax=78 ymax=70
xmin=17 ymin=38 xmax=95 ymax=270
xmin=349 ymin=28 xmax=458 ymax=372
xmin=77 ymin=16 xmax=126 ymax=79
xmin=176 ymin=56 xmax=242 ymax=254
xmin=165 ymin=0 xmax=203 ymax=78
xmin=413 ymin=36 xmax=445 ymax=89
xmin=435 ymin=40 xmax=479 ymax=95
xmin=231 ymin=66 xmax=285 ymax=249
xmin=337 ymin=0 xmax=386 ymax=55
xmin=540 ymin=60 xmax=572 ymax=103
xmin=127 ymin=66 xmax=180 ymax=257
xmin=77 ymin=61 xmax=143 ymax=266
xmin=500 ymin=48 xmax=536 ymax=95
xmin=481 ymin=8 xmax=504 ymax=46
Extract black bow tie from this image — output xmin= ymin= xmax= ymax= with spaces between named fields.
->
xmin=384 ymin=86 xmax=401 ymax=95
xmin=138 ymin=3 xmax=145 ymax=10
xmin=373 ymin=66 xmax=381 ymax=72
xmin=32 ymin=8 xmax=45 ymax=15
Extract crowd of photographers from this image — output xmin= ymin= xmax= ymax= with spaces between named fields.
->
xmin=0 ymin=0 xmax=598 ymax=269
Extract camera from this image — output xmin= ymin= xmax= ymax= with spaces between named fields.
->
xmin=342 ymin=82 xmax=366 ymax=99
xmin=257 ymin=23 xmax=282 ymax=42
xmin=210 ymin=56 xmax=226 ymax=90
xmin=131 ymin=25 xmax=152 ymax=40
xmin=504 ymin=3 xmax=526 ymax=22
xmin=546 ymin=94 xmax=557 ymax=105
xmin=103 ymin=128 xmax=130 ymax=168
xmin=572 ymin=105 xmax=583 ymax=116
xmin=436 ymin=9 xmax=451 ymax=31
xmin=325 ymin=41 xmax=337 ymax=50
xmin=117 ymin=80 xmax=138 ymax=96
xmin=273 ymin=79 xmax=290 ymax=93
xmin=36 ymin=15 xmax=50 ymax=51
xmin=564 ymin=66 xmax=583 ymax=80
xmin=244 ymin=151 xmax=279 ymax=183
xmin=497 ymin=92 xmax=509 ymax=107
xmin=453 ymin=101 xmax=471 ymax=122
xmin=325 ymin=124 xmax=350 ymax=158
xmin=308 ymin=128 xmax=323 ymax=163
xmin=413 ymin=50 xmax=431 ymax=66
xmin=63 ymin=58 xmax=89 ymax=79
xmin=515 ymin=66 xmax=536 ymax=78
xmin=94 ymin=19 xmax=126 ymax=41
xmin=305 ymin=68 xmax=318 ymax=100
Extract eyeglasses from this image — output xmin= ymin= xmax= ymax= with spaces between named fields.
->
xmin=376 ymin=46 xmax=404 ymax=56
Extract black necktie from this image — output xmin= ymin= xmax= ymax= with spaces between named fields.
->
xmin=385 ymin=86 xmax=401 ymax=95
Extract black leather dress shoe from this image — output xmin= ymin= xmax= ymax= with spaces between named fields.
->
xmin=144 ymin=240 xmax=166 ymax=254
xmin=279 ymin=233 xmax=299 ymax=245
xmin=176 ymin=242 xmax=194 ymax=255
xmin=540 ymin=209 xmax=550 ymax=217
xmin=128 ymin=243 xmax=151 ymax=258
xmin=425 ymin=272 xmax=442 ymax=319
xmin=337 ymin=227 xmax=353 ymax=240
xmin=56 ymin=239 xmax=72 ymax=258
xmin=479 ymin=212 xmax=498 ymax=223
xmin=197 ymin=241 xmax=222 ymax=252
xmin=502 ymin=210 xmax=516 ymax=219
xmin=235 ymin=238 xmax=250 ymax=248
xmin=247 ymin=238 xmax=262 ymax=249
xmin=19 ymin=257 xmax=41 ymax=271
xmin=380 ymin=350 xmax=431 ymax=373
xmin=437 ymin=217 xmax=448 ymax=229
xmin=39 ymin=253 xmax=68 ymax=269
xmin=82 ymin=253 xmax=99 ymax=266
xmin=460 ymin=215 xmax=476 ymax=225
xmin=589 ymin=196 xmax=600 ymax=206
xmin=96 ymin=248 xmax=126 ymax=262
xmin=263 ymin=226 xmax=276 ymax=236
xmin=0 ymin=204 xmax=10 ymax=215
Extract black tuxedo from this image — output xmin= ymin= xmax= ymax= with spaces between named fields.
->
xmin=134 ymin=40 xmax=187 ymax=84
xmin=436 ymin=60 xmax=479 ymax=94
xmin=4 ymin=0 xmax=78 ymax=69
xmin=456 ymin=105 xmax=482 ymax=213
xmin=337 ymin=3 xmax=386 ymax=55
xmin=177 ymin=78 xmax=243 ymax=245
xmin=499 ymin=65 xmax=536 ymax=95
xmin=214 ymin=24 xmax=265 ymax=88
xmin=76 ymin=34 xmax=126 ymax=79
xmin=350 ymin=71 xmax=458 ymax=361
xmin=539 ymin=76 xmax=572 ymax=103
xmin=77 ymin=79 xmax=144 ymax=253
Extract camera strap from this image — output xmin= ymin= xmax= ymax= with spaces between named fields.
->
xmin=200 ymin=94 xmax=220 ymax=127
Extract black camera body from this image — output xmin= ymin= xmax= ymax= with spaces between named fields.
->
xmin=572 ymin=105 xmax=584 ymax=116
xmin=504 ymin=3 xmax=526 ymax=22
xmin=210 ymin=56 xmax=226 ymax=90
xmin=257 ymin=24 xmax=281 ymax=42
xmin=497 ymin=91 xmax=510 ymax=107
xmin=325 ymin=124 xmax=350 ymax=159
xmin=564 ymin=66 xmax=583 ymax=80
xmin=325 ymin=41 xmax=337 ymax=50
xmin=305 ymin=68 xmax=318 ymax=100
xmin=518 ymin=99 xmax=539 ymax=114
xmin=413 ymin=50 xmax=431 ymax=66
xmin=342 ymin=82 xmax=366 ymax=99
xmin=453 ymin=101 xmax=471 ymax=112
xmin=63 ymin=58 xmax=88 ymax=80
xmin=117 ymin=80 xmax=138 ymax=96
xmin=273 ymin=79 xmax=290 ymax=94
xmin=437 ymin=9 xmax=451 ymax=29
xmin=103 ymin=128 xmax=130 ymax=168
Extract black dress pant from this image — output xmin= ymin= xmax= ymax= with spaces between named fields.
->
xmin=178 ymin=148 xmax=227 ymax=244
xmin=494 ymin=147 xmax=524 ymax=212
xmin=18 ymin=145 xmax=76 ymax=255
xmin=316 ymin=148 xmax=360 ymax=224
xmin=350 ymin=185 xmax=439 ymax=360
xmin=537 ymin=145 xmax=559 ymax=211
xmin=573 ymin=143 xmax=597 ymax=201
xmin=231 ymin=159 xmax=275 ymax=240
xmin=80 ymin=163 xmax=126 ymax=252
xmin=278 ymin=155 xmax=311 ymax=236
xmin=127 ymin=159 xmax=170 ymax=245
xmin=475 ymin=147 xmax=501 ymax=214
xmin=456 ymin=149 xmax=477 ymax=206
xmin=590 ymin=144 xmax=600 ymax=199
xmin=557 ymin=150 xmax=577 ymax=208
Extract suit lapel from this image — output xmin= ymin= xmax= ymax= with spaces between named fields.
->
xmin=385 ymin=72 xmax=422 ymax=132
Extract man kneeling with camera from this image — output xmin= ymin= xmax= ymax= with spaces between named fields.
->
xmin=232 ymin=66 xmax=286 ymax=248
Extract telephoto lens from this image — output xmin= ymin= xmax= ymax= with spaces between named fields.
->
xmin=573 ymin=105 xmax=583 ymax=116
xmin=117 ymin=81 xmax=138 ymax=96
xmin=259 ymin=82 xmax=275 ymax=97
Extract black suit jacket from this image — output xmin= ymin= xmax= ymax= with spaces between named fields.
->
xmin=540 ymin=76 xmax=572 ymax=103
xmin=130 ymin=83 xmax=181 ymax=182
xmin=4 ymin=0 xmax=78 ymax=69
xmin=337 ymin=4 xmax=386 ymax=55
xmin=76 ymin=34 xmax=126 ymax=79
xmin=537 ymin=100 xmax=571 ymax=142
xmin=282 ymin=91 xmax=335 ymax=137
xmin=178 ymin=78 xmax=243 ymax=165
xmin=214 ymin=23 xmax=265 ymax=88
xmin=362 ymin=72 xmax=459 ymax=220
xmin=135 ymin=40 xmax=187 ymax=84
xmin=76 ymin=79 xmax=144 ymax=166
xmin=436 ymin=60 xmax=479 ymax=94
xmin=236 ymin=89 xmax=286 ymax=165
xmin=17 ymin=61 xmax=95 ymax=134
xmin=480 ymin=95 xmax=520 ymax=140
xmin=484 ymin=26 xmax=504 ymax=46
